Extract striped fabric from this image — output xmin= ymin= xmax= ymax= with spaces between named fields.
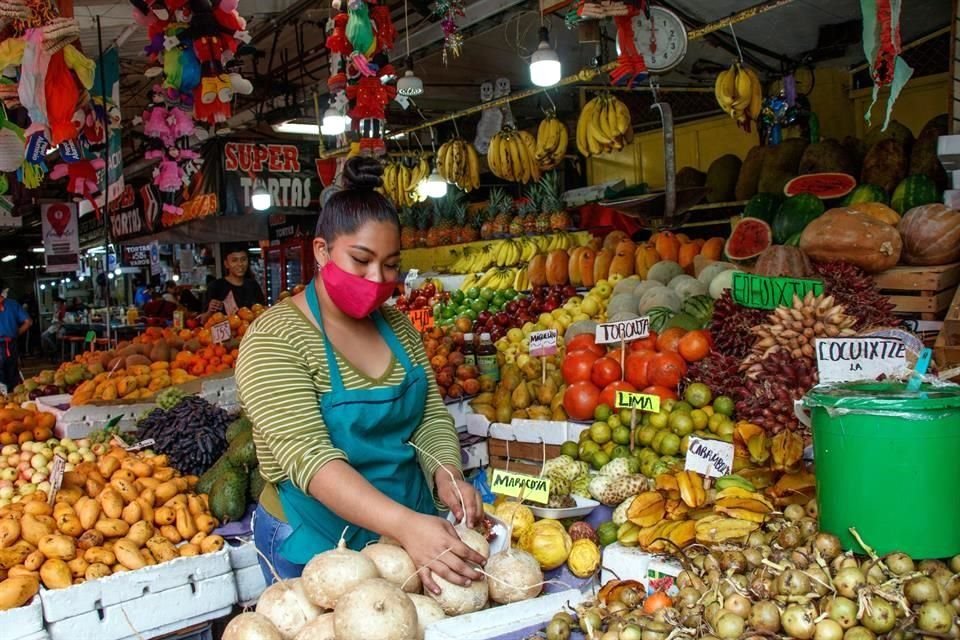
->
xmin=235 ymin=301 xmax=461 ymax=501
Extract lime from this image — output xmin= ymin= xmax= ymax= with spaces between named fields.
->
xmin=579 ymin=440 xmax=600 ymax=459
xmin=662 ymin=399 xmax=676 ymax=413
xmin=619 ymin=408 xmax=633 ymax=424
xmin=602 ymin=441 xmax=616 ymax=455
xmin=451 ymin=289 xmax=465 ymax=304
xmin=672 ymin=401 xmax=693 ymax=414
xmin=637 ymin=426 xmax=657 ymax=447
xmin=560 ymin=441 xmax=579 ymax=459
xmin=637 ymin=447 xmax=658 ymax=462
xmin=713 ymin=395 xmax=735 ymax=416
xmin=463 ymin=308 xmax=478 ymax=321
xmin=708 ymin=413 xmax=726 ymax=433
xmin=612 ymin=425 xmax=631 ymax=446
xmin=590 ymin=421 xmax=612 ymax=445
xmin=680 ymin=435 xmax=690 ymax=454
xmin=649 ymin=412 xmax=669 ymax=430
xmin=690 ymin=409 xmax=708 ymax=430
xmin=684 ymin=382 xmax=713 ymax=408
xmin=594 ymin=404 xmax=613 ymax=422
xmin=660 ymin=433 xmax=681 ymax=456
xmin=640 ymin=459 xmax=656 ymax=477
xmin=651 ymin=430 xmax=668 ymax=454
xmin=591 ymin=451 xmax=611 ymax=470
xmin=607 ymin=415 xmax=623 ymax=430
xmin=578 ymin=427 xmax=593 ymax=443
xmin=611 ymin=445 xmax=631 ymax=459
xmin=467 ymin=287 xmax=480 ymax=300
xmin=597 ymin=521 xmax=618 ymax=546
xmin=503 ymin=288 xmax=518 ymax=300
xmin=669 ymin=413 xmax=694 ymax=437
xmin=480 ymin=288 xmax=495 ymax=302
xmin=717 ymin=421 xmax=736 ymax=438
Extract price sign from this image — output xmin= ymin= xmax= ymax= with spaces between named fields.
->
xmin=816 ymin=337 xmax=907 ymax=383
xmin=731 ymin=272 xmax=824 ymax=310
xmin=126 ymin=438 xmax=156 ymax=452
xmin=595 ymin=317 xmax=650 ymax=345
xmin=47 ymin=454 xmax=66 ymax=505
xmin=84 ymin=330 xmax=96 ymax=344
xmin=529 ymin=329 xmax=558 ymax=357
xmin=684 ymin=437 xmax=734 ymax=478
xmin=614 ymin=391 xmax=661 ymax=413
xmin=489 ymin=468 xmax=551 ymax=504
xmin=211 ymin=320 xmax=232 ymax=344
xmin=407 ymin=308 xmax=435 ymax=333
xmin=223 ymin=291 xmax=239 ymax=317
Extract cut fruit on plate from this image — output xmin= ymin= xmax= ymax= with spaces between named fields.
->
xmin=528 ymin=495 xmax=600 ymax=519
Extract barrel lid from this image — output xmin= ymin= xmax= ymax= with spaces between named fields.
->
xmin=804 ymin=381 xmax=960 ymax=411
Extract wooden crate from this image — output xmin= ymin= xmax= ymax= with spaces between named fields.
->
xmin=487 ymin=439 xmax=561 ymax=476
xmin=872 ymin=262 xmax=960 ymax=320
xmin=934 ymin=286 xmax=960 ymax=375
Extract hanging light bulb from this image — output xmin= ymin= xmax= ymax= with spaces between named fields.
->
xmin=251 ymin=180 xmax=272 ymax=211
xmin=397 ymin=57 xmax=423 ymax=96
xmin=530 ymin=26 xmax=561 ymax=87
xmin=424 ymin=165 xmax=447 ymax=198
xmin=321 ymin=107 xmax=347 ymax=136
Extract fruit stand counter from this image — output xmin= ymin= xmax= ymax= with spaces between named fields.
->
xmin=401 ymin=231 xmax=593 ymax=274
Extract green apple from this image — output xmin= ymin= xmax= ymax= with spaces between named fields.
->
xmin=507 ymin=328 xmax=524 ymax=343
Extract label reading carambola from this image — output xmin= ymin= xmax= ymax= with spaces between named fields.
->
xmin=731 ymin=272 xmax=824 ymax=309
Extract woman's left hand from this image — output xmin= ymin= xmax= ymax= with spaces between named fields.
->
xmin=435 ymin=465 xmax=483 ymax=528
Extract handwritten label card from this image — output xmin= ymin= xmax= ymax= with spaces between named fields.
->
xmin=615 ymin=390 xmax=661 ymax=413
xmin=407 ymin=308 xmax=435 ymax=332
xmin=816 ymin=337 xmax=907 ymax=383
xmin=595 ymin=317 xmax=650 ymax=345
xmin=489 ymin=469 xmax=551 ymax=504
xmin=223 ymin=291 xmax=239 ymax=317
xmin=529 ymin=329 xmax=558 ymax=357
xmin=684 ymin=437 xmax=734 ymax=478
xmin=211 ymin=320 xmax=232 ymax=344
xmin=731 ymin=272 xmax=824 ymax=310
xmin=47 ymin=455 xmax=66 ymax=505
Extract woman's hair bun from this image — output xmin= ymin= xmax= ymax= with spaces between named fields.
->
xmin=342 ymin=156 xmax=384 ymax=191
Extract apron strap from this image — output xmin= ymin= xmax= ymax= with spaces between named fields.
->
xmin=304 ymin=280 xmax=346 ymax=392
xmin=372 ymin=311 xmax=415 ymax=373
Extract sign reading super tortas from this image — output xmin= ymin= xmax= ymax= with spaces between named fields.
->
xmin=223 ymin=142 xmax=319 ymax=213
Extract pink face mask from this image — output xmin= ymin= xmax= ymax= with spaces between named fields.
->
xmin=321 ymin=260 xmax=396 ymax=319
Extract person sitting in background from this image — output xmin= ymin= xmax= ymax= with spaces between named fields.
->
xmin=41 ymin=296 xmax=66 ymax=357
xmin=141 ymin=290 xmax=177 ymax=322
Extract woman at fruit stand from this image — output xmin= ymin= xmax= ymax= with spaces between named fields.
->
xmin=202 ymin=243 xmax=265 ymax=320
xmin=236 ymin=157 xmax=485 ymax=591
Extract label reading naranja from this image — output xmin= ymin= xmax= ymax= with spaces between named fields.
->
xmin=614 ymin=391 xmax=661 ymax=413
xmin=595 ymin=317 xmax=650 ymax=345
xmin=489 ymin=468 xmax=551 ymax=504
xmin=731 ymin=272 xmax=824 ymax=310
xmin=816 ymin=337 xmax=907 ymax=383
xmin=528 ymin=329 xmax=558 ymax=357
xmin=211 ymin=320 xmax=232 ymax=344
xmin=407 ymin=308 xmax=435 ymax=332
xmin=684 ymin=437 xmax=734 ymax=478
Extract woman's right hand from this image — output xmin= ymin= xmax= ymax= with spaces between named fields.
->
xmin=207 ymin=299 xmax=223 ymax=314
xmin=396 ymin=513 xmax=486 ymax=595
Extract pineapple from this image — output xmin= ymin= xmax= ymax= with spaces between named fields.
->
xmin=540 ymin=172 xmax=571 ymax=231
xmin=508 ymin=204 xmax=524 ymax=238
xmin=399 ymin=206 xmax=417 ymax=249
xmin=461 ymin=204 xmax=479 ymax=243
xmin=479 ymin=207 xmax=494 ymax=240
xmin=415 ymin=206 xmax=431 ymax=248
xmin=488 ymin=188 xmax=512 ymax=237
xmin=448 ymin=190 xmax=471 ymax=243
xmin=519 ymin=198 xmax=537 ymax=235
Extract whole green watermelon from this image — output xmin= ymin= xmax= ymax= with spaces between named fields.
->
xmin=890 ymin=175 xmax=939 ymax=214
xmin=842 ymin=184 xmax=888 ymax=206
xmin=772 ymin=194 xmax=825 ymax=245
xmin=743 ymin=193 xmax=785 ymax=225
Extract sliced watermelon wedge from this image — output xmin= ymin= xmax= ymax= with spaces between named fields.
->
xmin=784 ymin=173 xmax=857 ymax=199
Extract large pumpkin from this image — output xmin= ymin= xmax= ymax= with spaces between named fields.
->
xmin=609 ymin=239 xmax=636 ymax=277
xmin=898 ymin=203 xmax=960 ymax=266
xmin=753 ymin=246 xmax=813 ymax=278
xmin=847 ymin=202 xmax=901 ymax=226
xmin=799 ymin=207 xmax=902 ymax=273
xmin=545 ymin=250 xmax=570 ymax=286
xmin=528 ymin=254 xmax=548 ymax=287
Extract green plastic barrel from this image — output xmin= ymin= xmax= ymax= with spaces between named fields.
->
xmin=802 ymin=382 xmax=960 ymax=559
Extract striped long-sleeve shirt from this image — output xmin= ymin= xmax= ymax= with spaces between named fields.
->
xmin=235 ymin=300 xmax=461 ymax=519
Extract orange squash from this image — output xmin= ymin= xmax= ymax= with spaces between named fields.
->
xmin=655 ymin=231 xmax=680 ymax=262
xmin=609 ymin=239 xmax=636 ymax=277
xmin=634 ymin=244 xmax=660 ymax=278
xmin=594 ymin=248 xmax=613 ymax=284
xmin=528 ymin=254 xmax=548 ymax=287
xmin=579 ymin=248 xmax=597 ymax=287
xmin=546 ymin=250 xmax=570 ymax=286
xmin=847 ymin=202 xmax=901 ymax=226
xmin=568 ymin=247 xmax=585 ymax=286
xmin=603 ymin=230 xmax=629 ymax=252
xmin=692 ymin=238 xmax=705 ymax=251
xmin=678 ymin=243 xmax=700 ymax=273
xmin=700 ymin=237 xmax=725 ymax=262
xmin=674 ymin=233 xmax=691 ymax=244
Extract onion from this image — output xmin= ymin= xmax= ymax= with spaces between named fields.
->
xmin=333 ymin=578 xmax=418 ymax=640
xmin=813 ymin=619 xmax=843 ymax=640
xmin=293 ymin=613 xmax=335 ymax=640
xmin=256 ymin=579 xmax=322 ymax=640
xmin=428 ymin=572 xmax=488 ymax=615
xmin=781 ymin=604 xmax=815 ymax=640
xmin=302 ymin=537 xmax=380 ymax=609
xmin=408 ymin=594 xmax=446 ymax=640
xmin=361 ymin=543 xmax=421 ymax=593
xmin=223 ymin=612 xmax=283 ymax=640
xmin=485 ymin=548 xmax=543 ymax=604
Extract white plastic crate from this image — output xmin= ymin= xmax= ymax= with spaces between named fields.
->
xmin=227 ymin=539 xmax=267 ymax=605
xmin=462 ymin=440 xmax=489 ymax=470
xmin=2 ymin=595 xmax=44 ymax=640
xmin=600 ymin=544 xmax=682 ymax=596
xmin=424 ymin=589 xmax=584 ymax=640
xmin=36 ymin=395 xmax=152 ymax=439
xmin=465 ymin=413 xmax=492 ymax=438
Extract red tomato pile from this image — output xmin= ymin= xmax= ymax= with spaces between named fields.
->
xmin=561 ymin=328 xmax=712 ymax=421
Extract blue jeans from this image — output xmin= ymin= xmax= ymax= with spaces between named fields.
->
xmin=252 ymin=504 xmax=305 ymax=585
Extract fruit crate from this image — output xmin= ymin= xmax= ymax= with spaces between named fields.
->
xmin=227 ymin=539 xmax=267 ymax=605
xmin=2 ymin=595 xmax=44 ymax=640
xmin=424 ymin=589 xmax=584 ymax=640
xmin=487 ymin=438 xmax=562 ymax=476
xmin=872 ymin=262 xmax=960 ymax=320
xmin=934 ymin=286 xmax=960 ymax=375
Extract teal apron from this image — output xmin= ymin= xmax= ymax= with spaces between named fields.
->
xmin=276 ymin=282 xmax=436 ymax=564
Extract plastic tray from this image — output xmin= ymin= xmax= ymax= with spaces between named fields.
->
xmin=528 ymin=495 xmax=600 ymax=519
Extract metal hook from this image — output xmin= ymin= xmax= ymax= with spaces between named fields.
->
xmin=451 ymin=117 xmax=460 ymax=139
xmin=411 ymin=131 xmax=425 ymax=155
xmin=730 ymin=23 xmax=744 ymax=64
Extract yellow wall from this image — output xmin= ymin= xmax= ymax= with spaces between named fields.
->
xmin=588 ymin=70 xmax=950 ymax=190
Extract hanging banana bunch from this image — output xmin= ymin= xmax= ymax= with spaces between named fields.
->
xmin=381 ymin=157 xmax=430 ymax=208
xmin=535 ymin=113 xmax=569 ymax=171
xmin=487 ymin=127 xmax=541 ymax=184
xmin=714 ymin=62 xmax=763 ymax=131
xmin=575 ymin=93 xmax=633 ymax=158
xmin=436 ymin=138 xmax=481 ymax=191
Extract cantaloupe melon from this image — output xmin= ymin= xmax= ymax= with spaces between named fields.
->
xmin=639 ymin=287 xmax=682 ymax=314
xmin=646 ymin=261 xmax=684 ymax=285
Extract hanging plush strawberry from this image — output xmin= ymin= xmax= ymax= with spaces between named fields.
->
xmin=859 ymin=0 xmax=913 ymax=129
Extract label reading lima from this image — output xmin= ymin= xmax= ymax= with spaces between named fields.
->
xmin=731 ymin=272 xmax=824 ymax=310
xmin=489 ymin=469 xmax=551 ymax=504
xmin=595 ymin=317 xmax=650 ymax=344
xmin=615 ymin=391 xmax=661 ymax=413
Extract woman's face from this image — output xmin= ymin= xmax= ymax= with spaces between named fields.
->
xmin=315 ymin=219 xmax=401 ymax=283
xmin=224 ymin=252 xmax=249 ymax=278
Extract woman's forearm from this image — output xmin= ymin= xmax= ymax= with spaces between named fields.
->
xmin=307 ymin=459 xmax=412 ymax=539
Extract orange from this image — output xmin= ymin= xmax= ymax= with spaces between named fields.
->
xmin=648 ymin=352 xmax=688 ymax=389
xmin=678 ymin=330 xmax=711 ymax=363
xmin=656 ymin=327 xmax=687 ymax=353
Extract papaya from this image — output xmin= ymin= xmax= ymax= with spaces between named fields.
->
xmin=603 ymin=230 xmax=629 ymax=251
xmin=545 ymin=250 xmax=569 ymax=286
xmin=568 ymin=247 xmax=585 ymax=286
xmin=609 ymin=239 xmax=636 ymax=277
xmin=579 ymin=249 xmax=597 ymax=287
xmin=634 ymin=244 xmax=659 ymax=278
xmin=528 ymin=254 xmax=548 ymax=287
xmin=593 ymin=248 xmax=613 ymax=284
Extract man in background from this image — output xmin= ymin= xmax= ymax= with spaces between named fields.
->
xmin=0 ymin=279 xmax=32 ymax=393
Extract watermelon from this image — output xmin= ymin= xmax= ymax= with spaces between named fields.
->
xmin=784 ymin=232 xmax=802 ymax=247
xmin=843 ymin=183 xmax=888 ymax=206
xmin=743 ymin=193 xmax=785 ymax=225
xmin=725 ymin=218 xmax=772 ymax=260
xmin=783 ymin=173 xmax=857 ymax=199
xmin=890 ymin=174 xmax=939 ymax=214
xmin=772 ymin=194 xmax=825 ymax=245
xmin=666 ymin=313 xmax=702 ymax=331
xmin=682 ymin=295 xmax=714 ymax=325
xmin=646 ymin=307 xmax=675 ymax=333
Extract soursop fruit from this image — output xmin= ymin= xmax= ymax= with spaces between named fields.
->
xmin=590 ymin=473 xmax=649 ymax=506
xmin=570 ymin=474 xmax=591 ymax=498
xmin=543 ymin=455 xmax=581 ymax=483
xmin=546 ymin=495 xmax=576 ymax=509
xmin=600 ymin=457 xmax=640 ymax=478
xmin=547 ymin=472 xmax=570 ymax=498
xmin=612 ymin=495 xmax=635 ymax=526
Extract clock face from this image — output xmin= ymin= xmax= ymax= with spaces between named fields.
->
xmin=630 ymin=7 xmax=688 ymax=74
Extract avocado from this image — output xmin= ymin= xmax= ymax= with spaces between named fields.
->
xmin=248 ymin=465 xmax=266 ymax=502
xmin=226 ymin=429 xmax=257 ymax=468
xmin=210 ymin=467 xmax=249 ymax=523
xmin=197 ymin=457 xmax=236 ymax=496
xmin=225 ymin=416 xmax=252 ymax=443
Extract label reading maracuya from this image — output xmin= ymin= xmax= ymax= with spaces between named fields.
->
xmin=614 ymin=391 xmax=661 ymax=413
xmin=816 ymin=337 xmax=907 ymax=383
xmin=731 ymin=272 xmax=824 ymax=310
xmin=684 ymin=437 xmax=734 ymax=478
xmin=489 ymin=468 xmax=551 ymax=504
xmin=595 ymin=317 xmax=650 ymax=345
xmin=529 ymin=329 xmax=558 ymax=357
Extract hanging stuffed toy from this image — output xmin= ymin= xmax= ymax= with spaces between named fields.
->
xmin=49 ymin=158 xmax=105 ymax=217
xmin=346 ymin=0 xmax=377 ymax=76
xmin=860 ymin=0 xmax=912 ymax=130
xmin=494 ymin=77 xmax=514 ymax=129
xmin=473 ymin=80 xmax=500 ymax=154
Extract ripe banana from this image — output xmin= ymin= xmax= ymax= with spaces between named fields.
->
xmin=714 ymin=62 xmax=764 ymax=131
xmin=437 ymin=139 xmax=480 ymax=192
xmin=576 ymin=93 xmax=633 ymax=158
xmin=381 ymin=158 xmax=429 ymax=208
xmin=535 ymin=115 xmax=568 ymax=171
xmin=487 ymin=128 xmax=540 ymax=184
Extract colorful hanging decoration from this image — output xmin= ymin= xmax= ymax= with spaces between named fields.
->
xmin=609 ymin=7 xmax=648 ymax=87
xmin=859 ymin=0 xmax=912 ymax=130
xmin=432 ymin=0 xmax=464 ymax=64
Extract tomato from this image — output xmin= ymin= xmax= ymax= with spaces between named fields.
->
xmin=678 ymin=329 xmax=712 ymax=363
xmin=648 ymin=352 xmax=688 ymax=389
xmin=591 ymin=356 xmax=622 ymax=388
xmin=599 ymin=380 xmax=637 ymax=410
xmin=562 ymin=351 xmax=601 ymax=384
xmin=567 ymin=334 xmax=606 ymax=357
xmin=630 ymin=330 xmax=659 ymax=352
xmin=563 ymin=381 xmax=601 ymax=421
xmin=624 ymin=350 xmax=654 ymax=388
xmin=656 ymin=327 xmax=688 ymax=353
xmin=643 ymin=384 xmax=678 ymax=401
